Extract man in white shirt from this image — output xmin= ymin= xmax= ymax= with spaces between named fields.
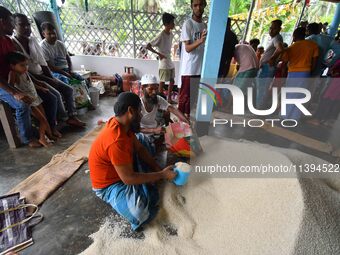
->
xmin=256 ymin=19 xmax=284 ymax=109
xmin=140 ymin=74 xmax=189 ymax=135
xmin=40 ymin=22 xmax=85 ymax=85
xmin=12 ymin=13 xmax=85 ymax=130
xmin=178 ymin=0 xmax=207 ymax=118
xmin=147 ymin=13 xmax=176 ymax=103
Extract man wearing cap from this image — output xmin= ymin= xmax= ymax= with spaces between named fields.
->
xmin=89 ymin=92 xmax=176 ymax=231
xmin=140 ymin=74 xmax=189 ymax=135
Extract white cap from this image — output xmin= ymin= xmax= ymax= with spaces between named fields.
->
xmin=141 ymin=74 xmax=158 ymax=86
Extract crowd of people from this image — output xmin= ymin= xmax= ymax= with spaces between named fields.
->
xmin=0 ymin=6 xmax=86 ymax=148
xmin=249 ymin=20 xmax=340 ymax=123
xmin=173 ymin=0 xmax=340 ymax=125
xmin=1 ymin=0 xmax=340 ymax=233
xmin=88 ymin=0 xmax=340 ymax=232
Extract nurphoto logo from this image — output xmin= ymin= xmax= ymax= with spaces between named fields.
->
xmin=199 ymin=83 xmax=312 ymax=128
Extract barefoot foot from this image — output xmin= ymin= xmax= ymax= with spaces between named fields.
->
xmin=39 ymin=137 xmax=53 ymax=148
xmin=28 ymin=140 xmax=42 ymax=148
xmin=66 ymin=117 xmax=86 ymax=127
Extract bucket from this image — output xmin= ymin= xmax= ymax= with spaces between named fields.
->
xmin=89 ymin=87 xmax=100 ymax=108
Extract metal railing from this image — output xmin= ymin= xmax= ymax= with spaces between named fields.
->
xmin=1 ymin=0 xmax=246 ymax=59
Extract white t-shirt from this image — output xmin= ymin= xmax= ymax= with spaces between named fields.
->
xmin=149 ymin=30 xmax=174 ymax=70
xmin=40 ymin=39 xmax=69 ymax=69
xmin=141 ymin=95 xmax=170 ymax=129
xmin=234 ymin=44 xmax=259 ymax=73
xmin=180 ymin=18 xmax=207 ymax=76
xmin=12 ymin=36 xmax=47 ymax=75
xmin=260 ymin=34 xmax=283 ymax=66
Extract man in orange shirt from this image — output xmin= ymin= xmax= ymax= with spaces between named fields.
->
xmin=281 ymin=27 xmax=319 ymax=121
xmin=89 ymin=92 xmax=176 ymax=231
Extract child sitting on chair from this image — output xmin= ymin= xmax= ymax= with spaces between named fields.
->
xmin=7 ymin=51 xmax=56 ymax=147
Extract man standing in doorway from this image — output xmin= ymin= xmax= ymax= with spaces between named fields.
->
xmin=178 ymin=0 xmax=207 ymax=119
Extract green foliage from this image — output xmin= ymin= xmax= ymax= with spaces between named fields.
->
xmin=229 ymin=0 xmax=251 ymax=15
xmin=247 ymin=1 xmax=337 ymax=43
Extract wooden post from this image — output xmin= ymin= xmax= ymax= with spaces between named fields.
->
xmin=0 ymin=102 xmax=21 ymax=148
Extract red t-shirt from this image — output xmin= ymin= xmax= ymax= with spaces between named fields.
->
xmin=0 ymin=36 xmax=15 ymax=80
xmin=89 ymin=117 xmax=134 ymax=189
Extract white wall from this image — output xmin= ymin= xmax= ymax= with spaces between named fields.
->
xmin=71 ymin=55 xmax=180 ymax=84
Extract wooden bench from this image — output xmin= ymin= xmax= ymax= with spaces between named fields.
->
xmin=0 ymin=101 xmax=21 ymax=148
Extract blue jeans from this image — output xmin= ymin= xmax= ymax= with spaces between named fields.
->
xmin=52 ymin=69 xmax=87 ymax=86
xmin=256 ymin=63 xmax=276 ymax=108
xmin=52 ymin=72 xmax=69 ymax=85
xmin=281 ymin=72 xmax=311 ymax=121
xmin=0 ymin=88 xmax=32 ymax=144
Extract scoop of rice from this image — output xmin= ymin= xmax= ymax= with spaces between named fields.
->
xmin=175 ymin=162 xmax=191 ymax=173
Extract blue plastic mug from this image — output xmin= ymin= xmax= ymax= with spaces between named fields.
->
xmin=173 ymin=162 xmax=191 ymax=186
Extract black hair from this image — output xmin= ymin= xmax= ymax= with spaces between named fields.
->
xmin=190 ymin=0 xmax=207 ymax=6
xmin=12 ymin=13 xmax=27 ymax=20
xmin=0 ymin=6 xmax=12 ymax=20
xmin=114 ymin=92 xmax=141 ymax=117
xmin=272 ymin=19 xmax=282 ymax=27
xmin=249 ymin=38 xmax=260 ymax=45
xmin=227 ymin=17 xmax=232 ymax=30
xmin=293 ymin=27 xmax=306 ymax=40
xmin=257 ymin=46 xmax=264 ymax=50
xmin=41 ymin=22 xmax=55 ymax=31
xmin=307 ymin=22 xmax=320 ymax=35
xmin=162 ymin=12 xmax=175 ymax=26
xmin=283 ymin=42 xmax=288 ymax=48
xmin=6 ymin=51 xmax=27 ymax=65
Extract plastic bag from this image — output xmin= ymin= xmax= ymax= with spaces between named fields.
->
xmin=69 ymin=79 xmax=91 ymax=108
xmin=91 ymin=80 xmax=106 ymax=95
xmin=0 ymin=193 xmax=43 ymax=255
xmin=165 ymin=122 xmax=202 ymax=158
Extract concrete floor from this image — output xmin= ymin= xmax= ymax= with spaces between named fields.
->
xmin=0 ymin=96 xmax=339 ymax=255
xmin=0 ymin=97 xmax=118 ymax=255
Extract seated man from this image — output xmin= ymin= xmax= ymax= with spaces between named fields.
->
xmin=39 ymin=22 xmax=84 ymax=85
xmin=140 ymin=74 xmax=189 ymax=135
xmin=89 ymin=92 xmax=176 ymax=231
xmin=11 ymin=16 xmax=84 ymax=127
xmin=0 ymin=6 xmax=40 ymax=147
xmin=12 ymin=13 xmax=60 ymax=137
